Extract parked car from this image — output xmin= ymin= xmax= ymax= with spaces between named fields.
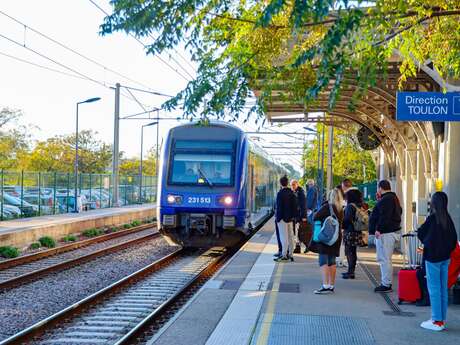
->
xmin=22 ymin=194 xmax=60 ymax=215
xmin=0 ymin=203 xmax=22 ymax=220
xmin=1 ymin=193 xmax=37 ymax=217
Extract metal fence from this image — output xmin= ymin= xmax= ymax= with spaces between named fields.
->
xmin=0 ymin=170 xmax=156 ymax=221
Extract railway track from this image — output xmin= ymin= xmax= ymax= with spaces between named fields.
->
xmin=0 ymin=246 xmax=229 ymax=345
xmin=0 ymin=224 xmax=158 ymax=290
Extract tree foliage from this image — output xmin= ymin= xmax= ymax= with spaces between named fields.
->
xmin=0 ymin=108 xmax=30 ymax=170
xmin=303 ymin=125 xmax=376 ymax=186
xmin=101 ymin=1 xmax=460 ymax=119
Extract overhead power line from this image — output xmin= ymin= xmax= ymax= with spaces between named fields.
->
xmin=0 ymin=9 xmax=168 ymax=94
xmin=88 ymin=0 xmax=193 ymax=82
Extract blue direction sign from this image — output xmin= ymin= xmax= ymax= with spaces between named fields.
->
xmin=396 ymin=92 xmax=460 ymax=122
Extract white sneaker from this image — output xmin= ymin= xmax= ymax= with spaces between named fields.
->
xmin=420 ymin=320 xmax=445 ymax=331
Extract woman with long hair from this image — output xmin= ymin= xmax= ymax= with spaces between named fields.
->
xmin=311 ymin=187 xmax=344 ymax=294
xmin=417 ymin=192 xmax=458 ymax=331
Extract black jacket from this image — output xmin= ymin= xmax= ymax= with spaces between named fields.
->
xmin=417 ymin=214 xmax=458 ymax=263
xmin=275 ymin=187 xmax=298 ymax=223
xmin=369 ymin=192 xmax=402 ymax=235
xmin=293 ymin=186 xmax=307 ymax=220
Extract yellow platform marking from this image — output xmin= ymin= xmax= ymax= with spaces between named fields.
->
xmin=255 ymin=262 xmax=284 ymax=345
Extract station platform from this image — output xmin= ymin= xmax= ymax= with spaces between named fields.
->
xmin=148 ymin=220 xmax=460 ymax=345
xmin=0 ymin=204 xmax=155 ymax=248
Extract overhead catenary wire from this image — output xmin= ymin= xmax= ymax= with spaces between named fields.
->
xmin=0 ymin=9 xmax=171 ymax=95
xmin=88 ymin=0 xmax=193 ymax=82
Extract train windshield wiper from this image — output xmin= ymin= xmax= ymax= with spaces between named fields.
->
xmin=197 ymin=167 xmax=213 ymax=188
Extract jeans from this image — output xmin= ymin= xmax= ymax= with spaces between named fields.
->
xmin=277 ymin=220 xmax=295 ymax=257
xmin=345 ymin=244 xmax=357 ymax=274
xmin=375 ymin=231 xmax=400 ymax=286
xmin=426 ymin=259 xmax=450 ymax=322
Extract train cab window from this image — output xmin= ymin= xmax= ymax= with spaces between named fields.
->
xmin=169 ymin=140 xmax=235 ymax=186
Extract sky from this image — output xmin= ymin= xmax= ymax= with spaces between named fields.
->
xmin=0 ymin=0 xmax=309 ymax=173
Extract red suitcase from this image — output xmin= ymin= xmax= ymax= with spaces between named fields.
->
xmin=397 ymin=233 xmax=422 ymax=304
xmin=398 ymin=269 xmax=421 ymax=304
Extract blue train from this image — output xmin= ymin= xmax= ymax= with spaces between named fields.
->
xmin=157 ymin=122 xmax=287 ymax=247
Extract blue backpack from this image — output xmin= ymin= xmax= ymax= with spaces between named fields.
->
xmin=317 ymin=203 xmax=340 ymax=246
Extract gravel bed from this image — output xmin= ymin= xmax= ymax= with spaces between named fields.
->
xmin=0 ymin=228 xmax=156 ymax=282
xmin=0 ymin=237 xmax=178 ymax=340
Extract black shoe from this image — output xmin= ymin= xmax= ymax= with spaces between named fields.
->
xmin=303 ymin=247 xmax=310 ymax=253
xmin=314 ymin=286 xmax=333 ymax=294
xmin=374 ymin=284 xmax=393 ymax=293
xmin=342 ymin=273 xmax=355 ymax=279
xmin=289 ymin=255 xmax=294 ymax=262
xmin=293 ymin=245 xmax=301 ymax=254
xmin=274 ymin=256 xmax=289 ymax=262
xmin=273 ymin=252 xmax=281 ymax=258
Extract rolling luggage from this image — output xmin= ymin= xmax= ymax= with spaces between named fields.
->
xmin=397 ymin=232 xmax=422 ymax=304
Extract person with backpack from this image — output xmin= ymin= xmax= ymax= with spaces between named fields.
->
xmin=274 ymin=176 xmax=298 ymax=262
xmin=291 ymin=179 xmax=307 ymax=253
xmin=417 ymin=192 xmax=457 ymax=331
xmin=342 ymin=189 xmax=367 ymax=279
xmin=310 ymin=187 xmax=344 ymax=294
xmin=369 ymin=180 xmax=402 ymax=293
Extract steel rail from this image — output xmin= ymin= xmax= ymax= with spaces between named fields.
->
xmin=0 ymin=248 xmax=184 ymax=345
xmin=0 ymin=223 xmax=156 ymax=270
xmin=0 ymin=229 xmax=159 ymax=290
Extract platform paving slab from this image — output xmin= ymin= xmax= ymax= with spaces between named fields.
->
xmin=0 ymin=204 xmax=155 ymax=247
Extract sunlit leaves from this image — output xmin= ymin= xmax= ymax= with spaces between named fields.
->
xmin=101 ymin=1 xmax=460 ymax=120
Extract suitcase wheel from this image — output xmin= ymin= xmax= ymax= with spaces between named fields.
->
xmin=398 ymin=300 xmax=403 ymax=305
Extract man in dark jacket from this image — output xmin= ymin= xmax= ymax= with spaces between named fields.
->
xmin=369 ymin=180 xmax=402 ymax=292
xmin=275 ymin=176 xmax=298 ymax=262
xmin=291 ymin=180 xmax=307 ymax=253
xmin=306 ymin=179 xmax=319 ymax=214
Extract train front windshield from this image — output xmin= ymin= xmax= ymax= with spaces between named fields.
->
xmin=169 ymin=140 xmax=235 ymax=186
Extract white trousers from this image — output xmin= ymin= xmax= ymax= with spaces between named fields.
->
xmin=278 ymin=220 xmax=295 ymax=257
xmin=375 ymin=232 xmax=400 ymax=286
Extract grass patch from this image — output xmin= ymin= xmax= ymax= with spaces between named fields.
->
xmin=82 ymin=228 xmax=103 ymax=238
xmin=62 ymin=235 xmax=77 ymax=242
xmin=123 ymin=223 xmax=132 ymax=229
xmin=104 ymin=226 xmax=118 ymax=234
xmin=39 ymin=236 xmax=56 ymax=248
xmin=29 ymin=242 xmax=41 ymax=250
xmin=131 ymin=220 xmax=141 ymax=227
xmin=0 ymin=246 xmax=20 ymax=258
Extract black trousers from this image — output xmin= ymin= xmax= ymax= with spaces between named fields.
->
xmin=345 ymin=244 xmax=357 ymax=274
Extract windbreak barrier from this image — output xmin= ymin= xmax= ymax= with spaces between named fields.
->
xmin=0 ymin=170 xmax=157 ymax=221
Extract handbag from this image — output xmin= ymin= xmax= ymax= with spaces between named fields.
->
xmin=298 ymin=220 xmax=313 ymax=246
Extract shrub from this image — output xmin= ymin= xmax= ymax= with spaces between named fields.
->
xmin=62 ymin=235 xmax=77 ymax=242
xmin=0 ymin=246 xmax=20 ymax=258
xmin=131 ymin=220 xmax=141 ymax=227
xmin=82 ymin=228 xmax=103 ymax=238
xmin=123 ymin=223 xmax=132 ymax=229
xmin=39 ymin=236 xmax=56 ymax=248
xmin=104 ymin=226 xmax=118 ymax=234
xmin=29 ymin=242 xmax=41 ymax=250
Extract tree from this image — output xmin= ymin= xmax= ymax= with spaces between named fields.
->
xmin=303 ymin=125 xmax=376 ymax=186
xmin=25 ymin=130 xmax=112 ymax=173
xmin=101 ymin=1 xmax=460 ymax=120
xmin=119 ymin=148 xmax=157 ymax=176
xmin=0 ymin=108 xmax=30 ymax=170
xmin=281 ymin=162 xmax=300 ymax=180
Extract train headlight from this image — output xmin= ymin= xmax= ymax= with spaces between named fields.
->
xmin=219 ymin=195 xmax=233 ymax=206
xmin=167 ymin=195 xmax=182 ymax=204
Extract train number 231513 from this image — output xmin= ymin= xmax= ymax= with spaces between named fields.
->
xmin=187 ymin=196 xmax=211 ymax=204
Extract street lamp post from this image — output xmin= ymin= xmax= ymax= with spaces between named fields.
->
xmin=139 ymin=122 xmax=158 ymax=203
xmin=74 ymin=97 xmax=101 ymax=212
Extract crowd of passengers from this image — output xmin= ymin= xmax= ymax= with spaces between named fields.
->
xmin=274 ymin=176 xmax=459 ymax=332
